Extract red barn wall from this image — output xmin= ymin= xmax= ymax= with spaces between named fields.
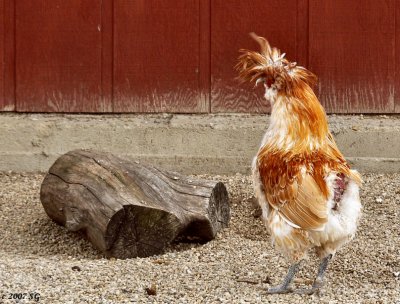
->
xmin=0 ymin=0 xmax=398 ymax=113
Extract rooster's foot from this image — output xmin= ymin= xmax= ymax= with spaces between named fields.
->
xmin=266 ymin=261 xmax=301 ymax=295
xmin=266 ymin=284 xmax=294 ymax=294
xmin=294 ymin=254 xmax=332 ymax=296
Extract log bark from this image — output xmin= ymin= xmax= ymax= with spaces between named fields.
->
xmin=40 ymin=149 xmax=230 ymax=258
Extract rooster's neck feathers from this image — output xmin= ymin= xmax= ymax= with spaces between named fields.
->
xmin=264 ymin=85 xmax=329 ymax=154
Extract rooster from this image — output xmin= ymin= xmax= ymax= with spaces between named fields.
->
xmin=236 ymin=33 xmax=362 ymax=294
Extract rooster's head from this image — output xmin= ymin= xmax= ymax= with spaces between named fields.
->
xmin=236 ymin=33 xmax=317 ymax=103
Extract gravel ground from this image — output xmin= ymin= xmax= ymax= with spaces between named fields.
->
xmin=0 ymin=172 xmax=399 ymax=304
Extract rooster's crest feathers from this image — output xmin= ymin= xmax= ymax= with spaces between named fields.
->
xmin=236 ymin=33 xmax=317 ymax=96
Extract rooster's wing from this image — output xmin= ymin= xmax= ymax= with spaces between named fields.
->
xmin=264 ymin=173 xmax=328 ymax=231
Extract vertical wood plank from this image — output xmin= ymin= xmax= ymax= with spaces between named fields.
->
xmin=199 ymin=0 xmax=211 ymax=112
xmin=101 ymin=0 xmax=114 ymax=111
xmin=395 ymin=0 xmax=400 ymax=113
xmin=211 ymin=0 xmax=300 ymax=113
xmin=296 ymin=0 xmax=309 ymax=67
xmin=2 ymin=0 xmax=16 ymax=111
xmin=113 ymin=0 xmax=206 ymax=113
xmin=15 ymin=0 xmax=109 ymax=112
xmin=309 ymin=0 xmax=395 ymax=113
xmin=0 ymin=0 xmax=4 ymax=110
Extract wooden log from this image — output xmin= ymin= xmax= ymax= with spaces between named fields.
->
xmin=40 ymin=149 xmax=230 ymax=258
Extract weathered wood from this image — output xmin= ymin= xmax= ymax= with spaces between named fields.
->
xmin=15 ymin=0 xmax=109 ymax=112
xmin=40 ymin=149 xmax=230 ymax=258
xmin=309 ymin=0 xmax=395 ymax=113
xmin=113 ymin=0 xmax=208 ymax=113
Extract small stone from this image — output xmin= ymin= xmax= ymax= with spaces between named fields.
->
xmin=145 ymin=284 xmax=157 ymax=296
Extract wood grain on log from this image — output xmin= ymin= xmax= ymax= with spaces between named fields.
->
xmin=40 ymin=149 xmax=230 ymax=258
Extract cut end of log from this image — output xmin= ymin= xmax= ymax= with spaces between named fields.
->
xmin=40 ymin=149 xmax=231 ymax=258
xmin=106 ymin=205 xmax=182 ymax=258
xmin=177 ymin=182 xmax=230 ymax=242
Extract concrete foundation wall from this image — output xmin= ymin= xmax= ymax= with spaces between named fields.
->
xmin=0 ymin=113 xmax=399 ymax=174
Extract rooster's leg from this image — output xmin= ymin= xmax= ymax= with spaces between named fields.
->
xmin=266 ymin=261 xmax=301 ymax=294
xmin=295 ymin=254 xmax=332 ymax=295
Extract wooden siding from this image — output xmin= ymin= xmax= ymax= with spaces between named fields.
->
xmin=0 ymin=0 xmax=4 ymax=110
xmin=113 ymin=0 xmax=208 ymax=113
xmin=0 ymin=0 xmax=398 ymax=113
xmin=15 ymin=0 xmax=108 ymax=112
xmin=309 ymin=0 xmax=395 ymax=113
xmin=396 ymin=1 xmax=400 ymax=113
xmin=1 ymin=0 xmax=16 ymax=111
